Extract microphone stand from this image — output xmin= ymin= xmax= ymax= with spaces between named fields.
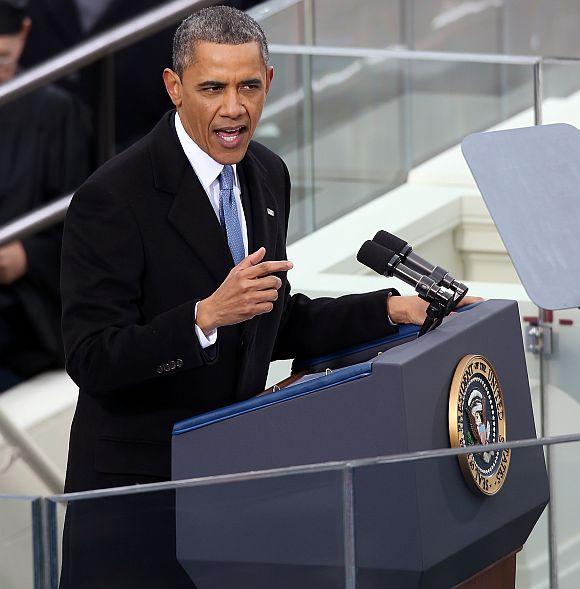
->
xmin=418 ymin=300 xmax=447 ymax=337
xmin=418 ymin=292 xmax=463 ymax=338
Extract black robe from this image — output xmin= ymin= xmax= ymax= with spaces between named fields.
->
xmin=0 ymin=83 xmax=91 ymax=376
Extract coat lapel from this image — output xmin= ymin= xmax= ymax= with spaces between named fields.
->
xmin=168 ymin=167 xmax=233 ymax=284
xmin=235 ymin=146 xmax=281 ymax=400
xmin=150 ymin=112 xmax=233 ymax=285
xmin=239 ymin=146 xmax=279 ymax=259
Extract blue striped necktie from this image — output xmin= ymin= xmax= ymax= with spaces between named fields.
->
xmin=218 ymin=165 xmax=245 ymax=265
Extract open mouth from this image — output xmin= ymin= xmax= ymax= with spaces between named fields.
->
xmin=214 ymin=125 xmax=247 ymax=148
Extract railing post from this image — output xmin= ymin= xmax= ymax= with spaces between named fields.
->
xmin=32 ymin=498 xmax=58 ymax=589
xmin=300 ymin=0 xmax=316 ymax=236
xmin=343 ymin=466 xmax=356 ymax=589
xmin=533 ymin=58 xmax=559 ymax=588
xmin=533 ymin=60 xmax=543 ymax=126
xmin=399 ymin=0 xmax=415 ymax=177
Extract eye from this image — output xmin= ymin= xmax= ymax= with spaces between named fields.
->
xmin=241 ymin=83 xmax=260 ymax=91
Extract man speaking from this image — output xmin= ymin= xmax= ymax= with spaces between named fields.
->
xmin=60 ymin=5 xmax=477 ymax=587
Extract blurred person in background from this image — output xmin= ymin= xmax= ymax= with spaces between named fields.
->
xmin=0 ymin=0 xmax=91 ymax=392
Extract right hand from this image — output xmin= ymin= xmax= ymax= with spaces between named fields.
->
xmin=196 ymin=247 xmax=292 ymax=335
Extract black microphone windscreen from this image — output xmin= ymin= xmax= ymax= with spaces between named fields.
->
xmin=357 ymin=240 xmax=391 ymax=275
xmin=373 ymin=230 xmax=408 ymax=254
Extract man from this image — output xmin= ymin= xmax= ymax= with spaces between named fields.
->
xmin=0 ymin=0 xmax=90 ymax=391
xmin=60 ymin=6 xmax=477 ymax=587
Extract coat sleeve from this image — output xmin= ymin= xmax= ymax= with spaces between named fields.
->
xmin=271 ymin=160 xmax=399 ymax=362
xmin=61 ymin=181 xmax=216 ymax=397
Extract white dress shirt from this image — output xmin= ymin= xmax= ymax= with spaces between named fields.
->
xmin=174 ymin=113 xmax=249 ymax=349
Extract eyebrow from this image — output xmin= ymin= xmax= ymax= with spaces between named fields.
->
xmin=197 ymin=80 xmax=226 ymax=88
xmin=197 ymin=78 xmax=263 ymax=88
xmin=240 ymin=78 xmax=263 ymax=86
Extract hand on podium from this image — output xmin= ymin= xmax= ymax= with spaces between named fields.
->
xmin=388 ymin=295 xmax=484 ymax=326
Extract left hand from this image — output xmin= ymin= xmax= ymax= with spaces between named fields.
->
xmin=388 ymin=295 xmax=484 ymax=326
xmin=0 ymin=241 xmax=28 ymax=284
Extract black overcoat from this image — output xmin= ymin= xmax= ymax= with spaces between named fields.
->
xmin=59 ymin=112 xmax=397 ymax=588
xmin=61 ymin=111 xmax=397 ymax=492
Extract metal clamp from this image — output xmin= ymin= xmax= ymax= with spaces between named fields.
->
xmin=525 ymin=323 xmax=552 ymax=355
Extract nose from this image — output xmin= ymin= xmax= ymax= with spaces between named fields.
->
xmin=220 ymin=88 xmax=245 ymax=119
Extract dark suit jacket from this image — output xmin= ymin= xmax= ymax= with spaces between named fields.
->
xmin=61 ymin=111 xmax=397 ymax=493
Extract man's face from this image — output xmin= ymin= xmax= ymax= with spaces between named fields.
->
xmin=0 ymin=20 xmax=30 ymax=84
xmin=164 ymin=41 xmax=273 ymax=164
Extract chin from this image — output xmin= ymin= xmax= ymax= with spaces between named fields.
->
xmin=214 ymin=148 xmax=248 ymax=165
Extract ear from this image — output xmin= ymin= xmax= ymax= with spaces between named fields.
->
xmin=14 ymin=17 xmax=31 ymax=60
xmin=163 ymin=68 xmax=183 ymax=108
xmin=21 ymin=17 xmax=31 ymax=39
xmin=265 ymin=66 xmax=274 ymax=95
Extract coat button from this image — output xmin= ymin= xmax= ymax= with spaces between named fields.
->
xmin=156 ymin=366 xmax=163 ymax=374
xmin=176 ymin=359 xmax=183 ymax=368
xmin=170 ymin=360 xmax=176 ymax=370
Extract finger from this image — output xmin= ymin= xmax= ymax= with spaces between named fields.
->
xmin=236 ymin=247 xmax=266 ymax=271
xmin=245 ymin=288 xmax=279 ymax=305
xmin=254 ymin=288 xmax=279 ymax=303
xmin=253 ymin=302 xmax=275 ymax=316
xmin=252 ymin=275 xmax=283 ymax=291
xmin=245 ymin=260 xmax=293 ymax=279
xmin=456 ymin=296 xmax=484 ymax=308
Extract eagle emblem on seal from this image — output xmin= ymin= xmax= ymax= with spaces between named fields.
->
xmin=449 ymin=355 xmax=510 ymax=495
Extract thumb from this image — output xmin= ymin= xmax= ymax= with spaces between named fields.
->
xmin=237 ymin=247 xmax=266 ymax=270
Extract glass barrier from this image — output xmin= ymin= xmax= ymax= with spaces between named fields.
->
xmin=53 ymin=472 xmax=348 ymax=589
xmin=258 ymin=50 xmax=537 ymax=244
xmin=313 ymin=0 xmax=402 ymax=49
xmin=0 ymin=495 xmax=39 ymax=589
xmin=550 ymin=439 xmax=580 ymax=588
xmin=250 ymin=0 xmax=306 ymax=46
xmin=45 ymin=436 xmax=580 ymax=588
xmin=260 ymin=0 xmax=580 ymax=59
xmin=524 ymin=60 xmax=580 ymax=443
xmin=540 ymin=60 xmax=580 ymax=129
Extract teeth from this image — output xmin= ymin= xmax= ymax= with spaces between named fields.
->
xmin=218 ymin=127 xmax=242 ymax=133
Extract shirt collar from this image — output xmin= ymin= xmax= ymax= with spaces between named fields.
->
xmin=174 ymin=112 xmax=238 ymax=191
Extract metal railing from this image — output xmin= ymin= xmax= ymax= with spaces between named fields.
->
xmin=0 ymin=0 xmax=216 ymax=108
xmin=0 ymin=195 xmax=71 ymax=248
xmin=3 ymin=433 xmax=580 ymax=589
xmin=0 ymin=42 xmax=551 ymax=248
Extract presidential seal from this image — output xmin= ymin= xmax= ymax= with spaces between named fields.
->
xmin=448 ymin=355 xmax=510 ymax=495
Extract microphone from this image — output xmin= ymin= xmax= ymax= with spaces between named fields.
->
xmin=356 ymin=240 xmax=455 ymax=312
xmin=372 ymin=230 xmax=467 ymax=301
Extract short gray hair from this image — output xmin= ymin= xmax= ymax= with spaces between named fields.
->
xmin=172 ymin=6 xmax=270 ymax=77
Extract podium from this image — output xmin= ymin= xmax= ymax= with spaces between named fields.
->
xmin=171 ymin=300 xmax=548 ymax=588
